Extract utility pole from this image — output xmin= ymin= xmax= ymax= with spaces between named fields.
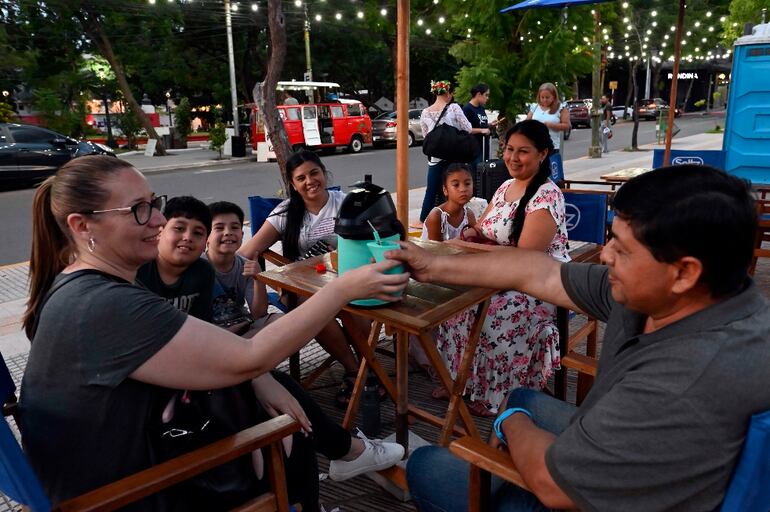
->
xmin=303 ymin=2 xmax=313 ymax=92
xmin=224 ymin=0 xmax=239 ymax=136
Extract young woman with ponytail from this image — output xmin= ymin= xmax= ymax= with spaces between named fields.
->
xmin=433 ymin=120 xmax=570 ymax=417
xmin=19 ymin=156 xmax=406 ymax=511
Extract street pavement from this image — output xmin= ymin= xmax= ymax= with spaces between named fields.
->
xmin=0 ymin=130 xmax=725 ymax=357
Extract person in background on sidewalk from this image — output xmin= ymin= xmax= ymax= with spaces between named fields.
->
xmin=419 ymin=79 xmax=474 ymax=222
xmin=462 ymin=83 xmax=498 ymax=170
xmin=238 ymin=150 xmax=373 ymax=409
xmin=395 ymin=164 xmax=770 ymax=511
xmin=526 ymin=83 xmax=569 ymax=155
xmin=600 ymin=94 xmax=612 ymax=153
xmin=19 ymin=155 xmax=408 ymax=512
xmin=283 ymin=91 xmax=299 ymax=105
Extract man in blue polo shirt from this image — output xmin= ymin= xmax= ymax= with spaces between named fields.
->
xmin=393 ymin=165 xmax=770 ymax=511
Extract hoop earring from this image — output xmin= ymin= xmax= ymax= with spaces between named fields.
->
xmin=88 ymin=236 xmax=96 ymax=253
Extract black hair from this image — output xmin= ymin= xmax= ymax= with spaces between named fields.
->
xmin=470 ymin=83 xmax=490 ymax=98
xmin=504 ymin=120 xmax=555 ymax=245
xmin=443 ymin=162 xmax=473 ymax=185
xmin=163 ymin=196 xmax=212 ymax=234
xmin=277 ymin=150 xmax=329 ymax=261
xmin=208 ymin=201 xmax=245 ymax=225
xmin=612 ymin=165 xmax=756 ymax=298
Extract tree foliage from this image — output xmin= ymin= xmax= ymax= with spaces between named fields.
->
xmin=722 ymin=0 xmax=767 ymax=45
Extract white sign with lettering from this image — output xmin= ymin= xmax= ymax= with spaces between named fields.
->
xmin=668 ymin=72 xmax=699 ymax=79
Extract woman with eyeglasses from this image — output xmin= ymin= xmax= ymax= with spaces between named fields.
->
xmin=19 ymin=155 xmax=408 ymax=510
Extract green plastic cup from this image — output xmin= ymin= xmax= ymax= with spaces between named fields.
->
xmin=366 ymin=241 xmax=405 ymax=297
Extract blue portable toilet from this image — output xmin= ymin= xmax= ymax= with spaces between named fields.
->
xmin=723 ymin=22 xmax=770 ymax=184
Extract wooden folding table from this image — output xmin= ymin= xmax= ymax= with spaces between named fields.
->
xmin=256 ymin=239 xmax=498 ymax=462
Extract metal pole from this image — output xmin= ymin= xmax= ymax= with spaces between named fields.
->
xmin=225 ymin=0 xmax=239 ymax=136
xmin=396 ymin=0 xmax=409 ymax=228
xmin=589 ymin=10 xmax=602 ymax=158
xmin=663 ymin=0 xmax=686 ymax=167
xmin=304 ymin=2 xmax=313 ymax=82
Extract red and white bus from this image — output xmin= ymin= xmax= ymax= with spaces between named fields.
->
xmin=251 ymin=81 xmax=372 ymax=158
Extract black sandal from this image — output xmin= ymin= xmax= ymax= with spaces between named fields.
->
xmin=335 ymin=372 xmax=357 ymax=409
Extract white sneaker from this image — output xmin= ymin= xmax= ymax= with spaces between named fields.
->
xmin=328 ymin=430 xmax=405 ymax=481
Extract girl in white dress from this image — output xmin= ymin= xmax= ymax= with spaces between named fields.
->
xmin=421 ymin=163 xmax=477 ymax=241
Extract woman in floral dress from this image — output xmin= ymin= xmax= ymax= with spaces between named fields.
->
xmin=434 ymin=120 xmax=570 ymax=416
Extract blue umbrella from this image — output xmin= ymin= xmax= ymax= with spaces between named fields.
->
xmin=500 ymin=0 xmax=613 ymax=13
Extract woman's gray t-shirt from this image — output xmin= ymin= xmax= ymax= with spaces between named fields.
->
xmin=19 ymin=270 xmax=187 ymax=509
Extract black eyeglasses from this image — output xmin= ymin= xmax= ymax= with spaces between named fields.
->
xmin=81 ymin=195 xmax=167 ymax=225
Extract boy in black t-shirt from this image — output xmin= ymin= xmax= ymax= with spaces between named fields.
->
xmin=136 ymin=196 xmax=215 ymax=321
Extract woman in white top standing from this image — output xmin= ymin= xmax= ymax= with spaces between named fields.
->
xmin=419 ymin=80 xmax=474 ymax=222
xmin=526 ymin=82 xmax=570 ymax=154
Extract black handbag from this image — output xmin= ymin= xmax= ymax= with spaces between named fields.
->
xmin=150 ymin=383 xmax=262 ymax=499
xmin=422 ymin=103 xmax=479 ymax=163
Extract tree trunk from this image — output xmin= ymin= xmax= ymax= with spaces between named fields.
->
xmin=631 ymin=59 xmax=640 ymax=150
xmin=623 ymin=61 xmax=634 ymax=120
xmin=262 ymin=0 xmax=291 ymax=188
xmin=82 ymin=13 xmax=167 ymax=156
xmin=682 ymin=78 xmax=695 ymax=113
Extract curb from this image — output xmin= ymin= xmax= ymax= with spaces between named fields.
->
xmin=120 ymin=155 xmax=257 ymax=175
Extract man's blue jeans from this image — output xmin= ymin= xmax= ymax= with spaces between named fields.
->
xmin=420 ymin=160 xmax=449 ymax=222
xmin=406 ymin=389 xmax=576 ymax=512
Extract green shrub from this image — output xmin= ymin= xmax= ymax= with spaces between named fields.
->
xmin=116 ymin=108 xmax=142 ymax=150
xmin=0 ymin=102 xmax=15 ymax=123
xmin=174 ymin=97 xmax=193 ymax=140
xmin=208 ymin=108 xmax=227 ymax=159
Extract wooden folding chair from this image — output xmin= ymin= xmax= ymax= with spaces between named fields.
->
xmin=449 ymin=356 xmax=597 ymax=512
xmin=0 ymin=356 xmax=298 ymax=512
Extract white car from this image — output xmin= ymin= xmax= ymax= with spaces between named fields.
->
xmin=613 ymin=105 xmax=634 ymax=120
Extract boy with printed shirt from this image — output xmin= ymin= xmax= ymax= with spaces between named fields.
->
xmin=136 ymin=196 xmax=215 ymax=321
xmin=203 ymin=201 xmax=282 ymax=336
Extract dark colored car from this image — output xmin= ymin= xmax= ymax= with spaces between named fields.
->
xmin=635 ymin=98 xmax=682 ymax=120
xmin=566 ymin=100 xmax=590 ymax=128
xmin=0 ymin=123 xmax=115 ymax=190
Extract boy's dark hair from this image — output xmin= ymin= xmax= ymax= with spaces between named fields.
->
xmin=443 ymin=163 xmax=473 ymax=185
xmin=164 ymin=196 xmax=212 ymax=233
xmin=470 ymin=83 xmax=489 ymax=98
xmin=612 ymin=165 xmax=756 ymax=298
xmin=208 ymin=201 xmax=245 ymax=225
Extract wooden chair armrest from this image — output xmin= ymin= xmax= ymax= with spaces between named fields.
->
xmin=263 ymin=249 xmax=291 ymax=267
xmin=561 ymin=352 xmax=598 ymax=377
xmin=54 ymin=415 xmax=299 ymax=512
xmin=449 ymin=436 xmax=530 ymax=491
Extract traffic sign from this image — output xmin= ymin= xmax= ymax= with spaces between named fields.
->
xmin=609 ymin=81 xmax=618 ymax=90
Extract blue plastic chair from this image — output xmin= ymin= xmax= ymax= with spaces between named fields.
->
xmin=248 ymin=196 xmax=289 ymax=313
xmin=721 ymin=409 xmax=770 ymax=511
xmin=562 ymin=190 xmax=610 ymax=245
xmin=0 ymin=356 xmax=51 ymax=511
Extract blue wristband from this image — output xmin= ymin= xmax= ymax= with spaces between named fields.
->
xmin=493 ymin=407 xmax=533 ymax=445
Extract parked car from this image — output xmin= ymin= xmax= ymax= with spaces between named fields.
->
xmin=0 ymin=123 xmax=115 ymax=190
xmin=371 ymin=109 xmax=423 ymax=148
xmin=566 ymin=100 xmax=591 ymax=128
xmin=613 ymin=105 xmax=634 ymax=120
xmin=635 ymin=98 xmax=682 ymax=120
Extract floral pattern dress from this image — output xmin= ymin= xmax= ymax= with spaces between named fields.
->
xmin=435 ymin=178 xmax=570 ymax=411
